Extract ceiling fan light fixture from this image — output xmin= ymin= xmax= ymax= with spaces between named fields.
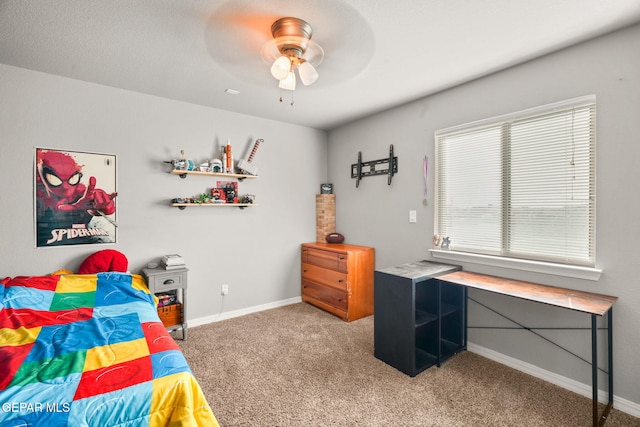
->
xmin=279 ymin=71 xmax=296 ymax=91
xmin=297 ymin=61 xmax=319 ymax=86
xmin=261 ymin=17 xmax=323 ymax=101
xmin=271 ymin=55 xmax=291 ymax=80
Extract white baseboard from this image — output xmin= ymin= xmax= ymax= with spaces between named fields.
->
xmin=188 ymin=296 xmax=302 ymax=328
xmin=467 ymin=342 xmax=640 ymax=418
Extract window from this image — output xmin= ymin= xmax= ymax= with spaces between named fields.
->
xmin=434 ymin=96 xmax=596 ymax=267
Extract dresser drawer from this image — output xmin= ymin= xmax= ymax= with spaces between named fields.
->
xmin=302 ymin=247 xmax=348 ymax=272
xmin=302 ymin=262 xmax=348 ymax=291
xmin=302 ymin=280 xmax=348 ymax=311
xmin=145 ymin=271 xmax=186 ymax=293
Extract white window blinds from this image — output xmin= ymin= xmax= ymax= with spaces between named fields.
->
xmin=435 ymin=96 xmax=596 ymax=267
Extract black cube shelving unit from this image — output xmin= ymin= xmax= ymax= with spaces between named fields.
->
xmin=374 ymin=260 xmax=466 ymax=377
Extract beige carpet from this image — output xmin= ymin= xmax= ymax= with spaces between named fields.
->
xmin=178 ymin=303 xmax=639 ymax=427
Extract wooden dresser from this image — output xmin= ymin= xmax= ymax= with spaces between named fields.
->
xmin=301 ymin=242 xmax=375 ymax=322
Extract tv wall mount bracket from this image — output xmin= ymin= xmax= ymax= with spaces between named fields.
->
xmin=351 ymin=144 xmax=398 ymax=187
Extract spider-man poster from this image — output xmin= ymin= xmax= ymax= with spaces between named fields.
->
xmin=35 ymin=148 xmax=117 ymax=247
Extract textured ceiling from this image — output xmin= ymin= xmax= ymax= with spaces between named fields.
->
xmin=2 ymin=0 xmax=640 ymax=130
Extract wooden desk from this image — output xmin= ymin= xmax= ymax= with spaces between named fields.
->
xmin=438 ymin=271 xmax=618 ymax=427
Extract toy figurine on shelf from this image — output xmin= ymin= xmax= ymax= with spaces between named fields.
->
xmin=211 ymin=187 xmax=225 ymax=203
xmin=210 ymin=159 xmax=223 ymax=173
xmin=211 ymin=187 xmax=222 ymax=201
xmin=223 ymin=185 xmax=237 ymax=203
xmin=165 ymin=150 xmax=195 ymax=171
xmin=193 ymin=193 xmax=212 ymax=204
xmin=216 ymin=181 xmax=238 ymax=203
xmin=223 ymin=139 xmax=234 ymax=174
xmin=240 ymin=194 xmax=255 ymax=204
xmin=238 ymin=139 xmax=262 ymax=176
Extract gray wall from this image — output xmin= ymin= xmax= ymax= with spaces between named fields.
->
xmin=327 ymin=24 xmax=640 ymax=406
xmin=0 ymin=63 xmax=327 ymax=321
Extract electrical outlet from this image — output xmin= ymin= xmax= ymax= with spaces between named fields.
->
xmin=221 ymin=284 xmax=229 ymax=296
xmin=409 ymin=210 xmax=417 ymax=223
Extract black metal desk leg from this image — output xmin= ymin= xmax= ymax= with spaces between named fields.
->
xmin=594 ymin=309 xmax=614 ymax=427
xmin=599 ymin=308 xmax=614 ymax=426
xmin=592 ymin=314 xmax=598 ymax=427
xmin=608 ymin=307 xmax=614 ymax=404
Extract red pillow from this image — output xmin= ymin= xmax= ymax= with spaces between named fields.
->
xmin=77 ymin=249 xmax=128 ymax=274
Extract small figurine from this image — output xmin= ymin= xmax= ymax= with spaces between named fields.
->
xmin=432 ymin=234 xmax=441 ymax=248
xmin=211 ymin=187 xmax=222 ymax=201
xmin=167 ymin=159 xmax=186 ymax=169
xmin=441 ymin=237 xmax=451 ymax=250
xmin=224 ymin=186 xmax=236 ymax=203
xmin=240 ymin=194 xmax=255 ymax=204
xmin=165 ymin=150 xmax=195 ymax=171
xmin=210 ymin=159 xmax=224 ymax=173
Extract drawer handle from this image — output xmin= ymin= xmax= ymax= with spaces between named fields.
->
xmin=338 ymin=279 xmax=343 ymax=283
xmin=339 ymin=257 xmax=345 ymax=260
xmin=303 ymin=269 xmax=308 ymax=273
xmin=163 ymin=279 xmax=175 ymax=285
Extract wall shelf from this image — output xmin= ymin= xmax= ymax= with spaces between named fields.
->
xmin=170 ymin=169 xmax=257 ymax=181
xmin=171 ymin=203 xmax=256 ymax=210
xmin=169 ymin=166 xmax=257 ymax=209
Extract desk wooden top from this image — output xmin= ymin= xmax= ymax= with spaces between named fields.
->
xmin=438 ymin=271 xmax=617 ymax=316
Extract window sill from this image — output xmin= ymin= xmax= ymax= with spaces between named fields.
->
xmin=429 ymin=249 xmax=602 ymax=281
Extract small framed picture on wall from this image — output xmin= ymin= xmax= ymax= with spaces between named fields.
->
xmin=320 ymin=183 xmax=333 ymax=194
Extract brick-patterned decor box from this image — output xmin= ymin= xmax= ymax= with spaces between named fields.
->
xmin=316 ymin=194 xmax=335 ymax=243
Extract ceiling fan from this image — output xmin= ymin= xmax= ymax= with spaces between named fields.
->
xmin=260 ymin=17 xmax=324 ymax=103
xmin=203 ymin=1 xmax=374 ymax=104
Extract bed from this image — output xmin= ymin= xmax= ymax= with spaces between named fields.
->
xmin=0 ymin=272 xmax=218 ymax=426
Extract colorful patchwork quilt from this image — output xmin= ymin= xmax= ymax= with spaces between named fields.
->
xmin=0 ymin=273 xmax=218 ymax=426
